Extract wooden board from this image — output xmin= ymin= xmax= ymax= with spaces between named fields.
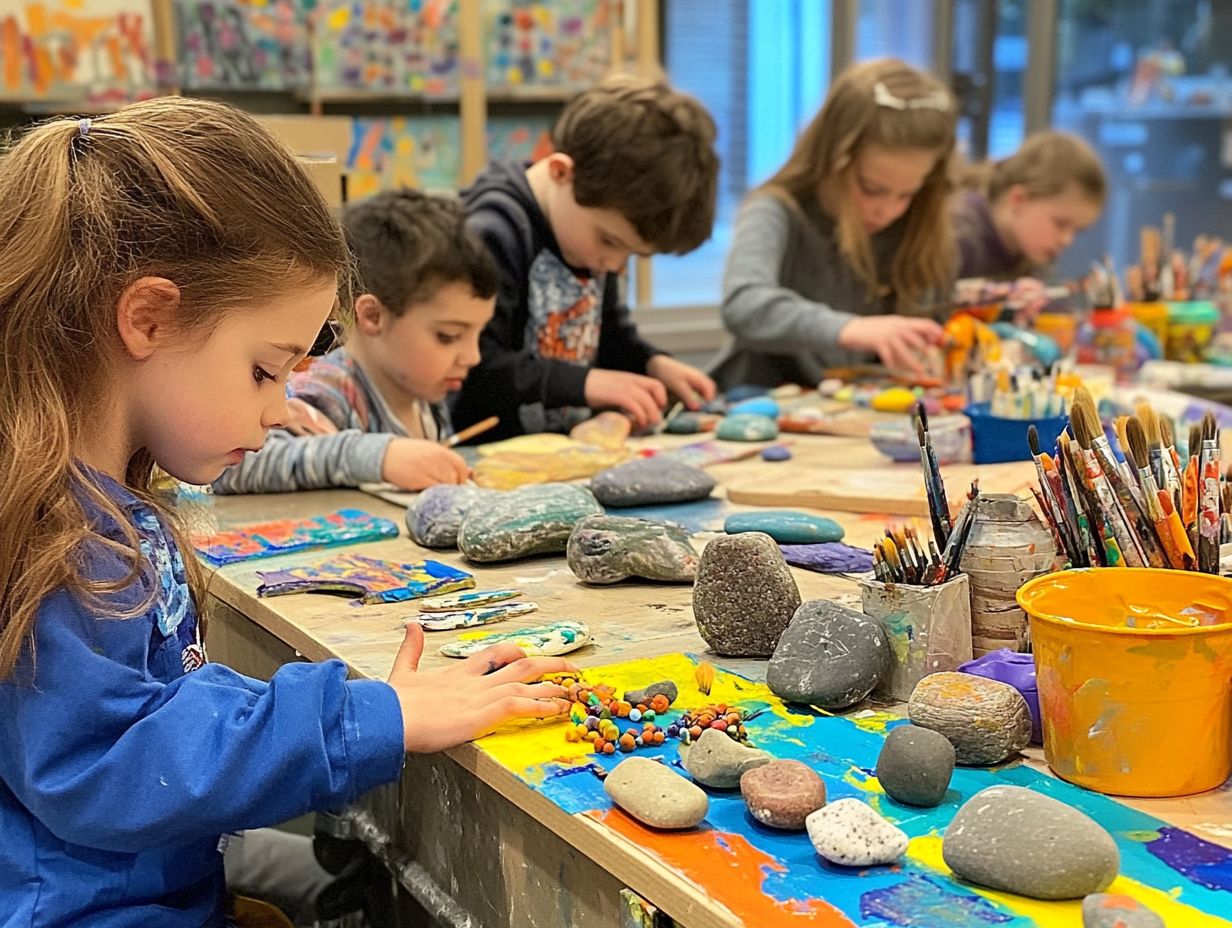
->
xmin=726 ymin=461 xmax=1037 ymax=517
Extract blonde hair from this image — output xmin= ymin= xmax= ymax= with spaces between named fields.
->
xmin=759 ymin=58 xmax=957 ymax=308
xmin=0 ymin=97 xmax=351 ymax=680
xmin=964 ymin=130 xmax=1106 ymax=207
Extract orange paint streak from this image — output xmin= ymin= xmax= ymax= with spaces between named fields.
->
xmin=589 ymin=809 xmax=857 ymax=927
xmin=3 ymin=18 xmax=22 ymax=90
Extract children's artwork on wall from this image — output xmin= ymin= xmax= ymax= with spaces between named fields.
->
xmin=310 ymin=0 xmax=459 ymax=96
xmin=174 ymin=0 xmax=310 ymax=91
xmin=194 ymin=509 xmax=400 ymax=566
xmin=345 ymin=115 xmax=461 ymax=199
xmin=1 ymin=0 xmax=157 ymax=104
xmin=483 ymin=0 xmax=610 ymax=90
xmin=256 ymin=554 xmax=474 ymax=605
xmin=487 ymin=115 xmax=554 ymax=163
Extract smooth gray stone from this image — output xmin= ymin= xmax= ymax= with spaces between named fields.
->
xmin=590 ymin=457 xmax=716 ymax=507
xmin=405 ymin=484 xmax=494 ymax=548
xmin=1082 ymin=894 xmax=1164 ymax=928
xmin=458 ymin=483 xmax=602 ymax=563
xmin=693 ymin=533 xmax=801 ymax=657
xmin=567 ymin=515 xmax=699 ymax=585
xmin=875 ymin=724 xmax=955 ymax=808
xmin=715 ymin=413 xmax=779 ymax=442
xmin=767 ymin=600 xmax=888 ymax=709
xmin=624 ymin=680 xmax=678 ymax=707
xmin=680 ymin=728 xmax=771 ymax=788
xmin=943 ymin=785 xmax=1120 ymax=900
xmin=604 ymin=757 xmax=708 ymax=829
xmin=806 ymin=799 xmax=909 ymax=867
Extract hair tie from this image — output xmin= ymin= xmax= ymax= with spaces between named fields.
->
xmin=873 ymin=81 xmax=951 ymax=112
xmin=77 ymin=117 xmax=91 ymax=138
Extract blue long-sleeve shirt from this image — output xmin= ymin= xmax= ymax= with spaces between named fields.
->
xmin=0 ymin=470 xmax=405 ymax=927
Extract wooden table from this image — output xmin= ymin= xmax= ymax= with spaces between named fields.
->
xmin=200 ymin=433 xmax=1232 ymax=928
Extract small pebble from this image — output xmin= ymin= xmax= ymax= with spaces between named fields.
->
xmin=761 ymin=445 xmax=792 ymax=462
xmin=1082 ymin=893 xmax=1164 ymax=928
xmin=680 ymin=727 xmax=771 ymax=789
xmin=624 ymin=680 xmax=678 ymax=707
xmin=806 ymin=798 xmax=908 ymax=867
xmin=740 ymin=760 xmax=826 ymax=830
xmin=604 ymin=756 xmax=709 ymax=830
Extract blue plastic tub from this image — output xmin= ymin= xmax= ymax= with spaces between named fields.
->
xmin=965 ymin=402 xmax=1068 ymax=465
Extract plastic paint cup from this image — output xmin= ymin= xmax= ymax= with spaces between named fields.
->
xmin=1166 ymin=300 xmax=1219 ymax=363
xmin=1017 ymin=568 xmax=1232 ymax=797
xmin=1128 ymin=301 xmax=1169 ymax=347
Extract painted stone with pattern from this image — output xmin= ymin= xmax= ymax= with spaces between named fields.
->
xmin=405 ymin=484 xmax=494 ymax=548
xmin=458 ymin=483 xmax=602 ymax=563
xmin=567 ymin=515 xmax=699 ymax=585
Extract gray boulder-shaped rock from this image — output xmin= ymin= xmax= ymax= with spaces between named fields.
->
xmin=693 ymin=533 xmax=801 ymax=657
xmin=907 ymin=672 xmax=1033 ymax=766
xmin=590 ymin=457 xmax=716 ymax=507
xmin=624 ymin=680 xmax=678 ymax=707
xmin=875 ymin=724 xmax=955 ymax=808
xmin=943 ymin=785 xmax=1120 ymax=900
xmin=806 ymin=798 xmax=909 ymax=867
xmin=767 ymin=600 xmax=889 ymax=709
xmin=680 ymin=728 xmax=771 ymax=788
xmin=405 ymin=484 xmax=493 ymax=548
xmin=567 ymin=515 xmax=699 ymax=585
xmin=1082 ymin=894 xmax=1164 ymax=928
xmin=740 ymin=760 xmax=826 ymax=830
xmin=604 ymin=756 xmax=709 ymax=829
xmin=458 ymin=483 xmax=602 ymax=563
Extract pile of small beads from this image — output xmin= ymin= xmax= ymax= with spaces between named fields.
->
xmin=668 ymin=704 xmax=750 ymax=743
xmin=556 ymin=677 xmax=672 ymax=755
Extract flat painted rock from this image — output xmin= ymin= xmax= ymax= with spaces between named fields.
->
xmin=767 ymin=600 xmax=888 ymax=709
xmin=943 ymin=785 xmax=1120 ymax=900
xmin=458 ymin=483 xmax=602 ymax=563
xmin=726 ymin=385 xmax=769 ymax=403
xmin=665 ymin=412 xmax=720 ymax=434
xmin=680 ymin=727 xmax=771 ymax=788
xmin=760 ymin=445 xmax=792 ymax=462
xmin=908 ymin=671 xmax=1033 ymax=766
xmin=693 ymin=533 xmax=802 ymax=657
xmin=410 ymin=601 xmax=537 ymax=631
xmin=590 ymin=457 xmax=716 ymax=507
xmin=716 ymin=413 xmax=779 ymax=442
xmin=438 ymin=620 xmax=590 ymax=658
xmin=1082 ymin=894 xmax=1164 ymax=928
xmin=740 ymin=760 xmax=826 ymax=830
xmin=875 ymin=723 xmax=955 ymax=807
xmin=604 ymin=756 xmax=709 ymax=829
xmin=806 ymin=799 xmax=909 ymax=867
xmin=624 ymin=680 xmax=678 ymax=707
xmin=725 ymin=511 xmax=844 ymax=544
xmin=729 ymin=397 xmax=780 ymax=418
xmin=419 ymin=588 xmax=522 ymax=612
xmin=780 ymin=542 xmax=873 ymax=574
xmin=569 ymin=411 xmax=632 ymax=450
xmin=567 ymin=515 xmax=698 ymax=585
xmin=405 ymin=484 xmax=494 ymax=548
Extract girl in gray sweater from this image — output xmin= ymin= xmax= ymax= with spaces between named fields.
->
xmin=714 ymin=59 xmax=958 ymax=389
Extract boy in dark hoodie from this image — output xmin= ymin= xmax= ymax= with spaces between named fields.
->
xmin=453 ymin=74 xmax=721 ymax=440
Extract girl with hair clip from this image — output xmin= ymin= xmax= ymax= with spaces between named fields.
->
xmin=0 ymin=99 xmax=572 ymax=928
xmin=714 ymin=58 xmax=958 ymax=387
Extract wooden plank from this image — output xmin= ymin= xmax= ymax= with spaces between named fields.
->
xmin=457 ymin=0 xmax=486 ymax=186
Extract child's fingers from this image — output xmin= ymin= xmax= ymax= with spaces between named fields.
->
xmin=388 ymin=623 xmax=425 ymax=680
xmin=644 ymin=377 xmax=669 ymax=409
xmin=691 ymin=372 xmax=718 ymax=402
xmin=484 ymin=654 xmax=581 ymax=685
xmin=454 ymin=642 xmax=531 ymax=676
xmin=498 ymin=681 xmax=569 ymax=701
xmin=480 ymin=695 xmax=573 ymax=730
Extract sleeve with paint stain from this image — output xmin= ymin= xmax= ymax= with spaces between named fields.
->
xmin=210 ymin=428 xmax=394 ymax=494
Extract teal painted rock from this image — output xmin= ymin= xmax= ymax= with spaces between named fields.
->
xmin=567 ymin=514 xmax=699 ymax=585
xmin=716 ymin=413 xmax=779 ymax=442
xmin=729 ymin=397 xmax=780 ymax=418
xmin=458 ymin=483 xmax=602 ymax=563
xmin=725 ymin=511 xmax=844 ymax=544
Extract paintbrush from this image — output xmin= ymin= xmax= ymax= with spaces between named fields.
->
xmin=940 ymin=482 xmax=979 ymax=574
xmin=1070 ymin=410 xmax=1145 ymax=567
xmin=915 ymin=404 xmax=953 ymax=547
xmin=1055 ymin=434 xmax=1099 ymax=566
xmin=444 ymin=415 xmax=500 ymax=448
xmin=1198 ymin=412 xmax=1221 ymax=573
xmin=1062 ymin=432 xmax=1121 ymax=566
xmin=1160 ymin=416 xmax=1184 ymax=508
xmin=1028 ymin=424 xmax=1080 ymax=564
xmin=1072 ymin=389 xmax=1165 ymax=567
xmin=1113 ymin=414 xmax=1145 ymax=509
xmin=1127 ymin=417 xmax=1194 ymax=569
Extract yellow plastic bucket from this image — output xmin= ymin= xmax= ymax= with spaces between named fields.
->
xmin=1017 ymin=568 xmax=1232 ymax=797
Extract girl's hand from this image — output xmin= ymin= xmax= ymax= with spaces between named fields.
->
xmin=386 ymin=624 xmax=574 ymax=753
xmin=646 ymin=355 xmax=718 ymax=410
xmin=838 ymin=315 xmax=944 ymax=377
xmin=380 ymin=438 xmax=471 ymax=490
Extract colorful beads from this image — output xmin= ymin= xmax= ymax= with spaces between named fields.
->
xmin=552 ymin=675 xmax=671 ymax=755
xmin=667 ymin=704 xmax=750 ymax=743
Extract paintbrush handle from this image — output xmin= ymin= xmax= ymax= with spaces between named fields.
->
xmin=1094 ymin=443 xmax=1167 ymax=568
xmin=1159 ymin=491 xmax=1197 ymax=568
xmin=1199 ymin=457 xmax=1221 ymax=573
xmin=1082 ymin=451 xmax=1146 ymax=567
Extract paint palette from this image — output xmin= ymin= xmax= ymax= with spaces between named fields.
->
xmin=419 ymin=589 xmax=523 ymax=612
xmin=410 ymin=602 xmax=538 ymax=632
xmin=439 ymin=620 xmax=590 ymax=658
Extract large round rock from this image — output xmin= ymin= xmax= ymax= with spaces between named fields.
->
xmin=604 ymin=756 xmax=709 ymax=830
xmin=767 ymin=600 xmax=888 ymax=709
xmin=692 ymin=533 xmax=801 ymax=657
xmin=907 ymin=671 xmax=1033 ymax=765
xmin=590 ymin=457 xmax=716 ymax=507
xmin=567 ymin=514 xmax=698 ymax=585
xmin=875 ymin=724 xmax=955 ymax=807
xmin=943 ymin=785 xmax=1120 ymax=900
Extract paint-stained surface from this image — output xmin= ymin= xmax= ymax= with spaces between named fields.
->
xmin=256 ymin=554 xmax=473 ymax=605
xmin=476 ymin=653 xmax=1232 ymax=927
xmin=195 ymin=509 xmax=400 ymax=566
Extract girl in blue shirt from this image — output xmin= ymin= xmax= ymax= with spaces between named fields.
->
xmin=0 ymin=98 xmax=573 ymax=928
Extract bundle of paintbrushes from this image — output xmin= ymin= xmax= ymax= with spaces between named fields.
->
xmin=1027 ymin=387 xmax=1223 ymax=573
xmin=1126 ymin=215 xmax=1231 ymax=301
xmin=969 ymin=367 xmax=1069 ymax=419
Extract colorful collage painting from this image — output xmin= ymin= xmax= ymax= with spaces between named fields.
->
xmin=256 ymin=554 xmax=474 ymax=605
xmin=345 ymin=115 xmax=461 ymax=197
xmin=194 ymin=508 xmax=399 ymax=566
xmin=478 ymin=653 xmax=1232 ymax=927
xmin=175 ymin=0 xmax=310 ymax=91
xmin=483 ymin=0 xmax=610 ymax=90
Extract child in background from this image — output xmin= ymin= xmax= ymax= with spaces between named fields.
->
xmin=0 ymin=99 xmax=571 ymax=928
xmin=952 ymin=130 xmax=1105 ymax=282
xmin=214 ymin=189 xmax=492 ymax=494
xmin=453 ymin=73 xmax=719 ymax=441
xmin=715 ymin=58 xmax=958 ymax=388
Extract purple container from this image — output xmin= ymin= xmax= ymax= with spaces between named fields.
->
xmin=958 ymin=649 xmax=1042 ymax=744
